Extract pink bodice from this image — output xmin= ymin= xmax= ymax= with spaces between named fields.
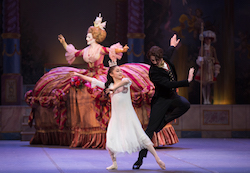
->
xmin=82 ymin=45 xmax=107 ymax=68
xmin=65 ymin=44 xmax=109 ymax=69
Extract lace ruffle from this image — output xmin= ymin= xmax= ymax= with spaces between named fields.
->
xmin=109 ymin=43 xmax=123 ymax=62
xmin=65 ymin=44 xmax=78 ymax=64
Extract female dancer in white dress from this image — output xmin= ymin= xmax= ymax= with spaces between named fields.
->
xmin=72 ymin=62 xmax=165 ymax=170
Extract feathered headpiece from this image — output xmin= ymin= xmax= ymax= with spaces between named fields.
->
xmin=94 ymin=13 xmax=106 ymax=30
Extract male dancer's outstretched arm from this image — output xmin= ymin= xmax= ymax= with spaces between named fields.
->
xmin=133 ymin=34 xmax=194 ymax=170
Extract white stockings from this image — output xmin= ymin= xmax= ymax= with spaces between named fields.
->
xmin=146 ymin=145 xmax=166 ymax=170
xmin=106 ymin=149 xmax=118 ymax=170
xmin=202 ymin=84 xmax=211 ymax=104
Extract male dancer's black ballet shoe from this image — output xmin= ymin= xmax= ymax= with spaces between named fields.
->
xmin=132 ymin=160 xmax=143 ymax=169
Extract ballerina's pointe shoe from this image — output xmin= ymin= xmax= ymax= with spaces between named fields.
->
xmin=157 ymin=160 xmax=166 ymax=170
xmin=106 ymin=162 xmax=118 ymax=170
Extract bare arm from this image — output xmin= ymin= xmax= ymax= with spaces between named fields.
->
xmin=72 ymin=72 xmax=106 ymax=89
xmin=72 ymin=72 xmax=93 ymax=83
xmin=58 ymin=34 xmax=84 ymax=57
xmin=58 ymin=34 xmax=68 ymax=50
xmin=105 ymin=45 xmax=129 ymax=54
xmin=115 ymin=45 xmax=129 ymax=53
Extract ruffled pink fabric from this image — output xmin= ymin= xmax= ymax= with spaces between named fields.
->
xmin=109 ymin=43 xmax=123 ymax=62
xmin=65 ymin=44 xmax=78 ymax=65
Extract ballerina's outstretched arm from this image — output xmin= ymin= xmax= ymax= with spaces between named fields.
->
xmin=71 ymin=72 xmax=105 ymax=89
xmin=71 ymin=72 xmax=93 ymax=83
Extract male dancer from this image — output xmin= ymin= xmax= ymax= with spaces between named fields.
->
xmin=133 ymin=34 xmax=194 ymax=169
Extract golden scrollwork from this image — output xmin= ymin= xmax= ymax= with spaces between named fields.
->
xmin=2 ymin=44 xmax=21 ymax=57
xmin=127 ymin=44 xmax=145 ymax=57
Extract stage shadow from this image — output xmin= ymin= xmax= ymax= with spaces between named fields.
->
xmin=155 ymin=146 xmax=190 ymax=151
xmin=22 ymin=144 xmax=191 ymax=152
xmin=21 ymin=144 xmax=106 ymax=150
xmin=23 ymin=144 xmax=191 ymax=151
xmin=108 ymin=170 xmax=202 ymax=173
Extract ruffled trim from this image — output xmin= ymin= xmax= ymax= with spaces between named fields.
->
xmin=65 ymin=44 xmax=78 ymax=65
xmin=139 ymin=134 xmax=153 ymax=147
xmin=30 ymin=125 xmax=178 ymax=148
xmin=25 ymin=88 xmax=68 ymax=130
xmin=152 ymin=125 xmax=179 ymax=146
xmin=30 ymin=128 xmax=106 ymax=149
xmin=109 ymin=42 xmax=123 ymax=62
xmin=70 ymin=127 xmax=106 ymax=148
xmin=107 ymin=140 xmax=148 ymax=156
xmin=30 ymin=130 xmax=72 ymax=146
xmin=106 ymin=126 xmax=178 ymax=155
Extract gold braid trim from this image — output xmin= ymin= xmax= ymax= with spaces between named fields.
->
xmin=1 ymin=33 xmax=21 ymax=39
xmin=127 ymin=33 xmax=145 ymax=39
xmin=2 ymin=44 xmax=21 ymax=57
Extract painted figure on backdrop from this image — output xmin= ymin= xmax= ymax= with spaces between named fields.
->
xmin=145 ymin=0 xmax=189 ymax=46
xmin=72 ymin=61 xmax=165 ymax=170
xmin=25 ymin=14 xmax=179 ymax=148
xmin=235 ymin=31 xmax=250 ymax=59
xmin=172 ymin=7 xmax=204 ymax=39
xmin=133 ymin=34 xmax=195 ymax=169
xmin=195 ymin=30 xmax=221 ymax=104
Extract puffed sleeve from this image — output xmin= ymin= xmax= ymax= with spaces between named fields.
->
xmin=109 ymin=42 xmax=123 ymax=62
xmin=65 ymin=44 xmax=78 ymax=65
xmin=91 ymin=78 xmax=105 ymax=89
xmin=122 ymin=78 xmax=132 ymax=87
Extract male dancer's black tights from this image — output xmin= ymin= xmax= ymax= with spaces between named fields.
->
xmin=137 ymin=95 xmax=190 ymax=160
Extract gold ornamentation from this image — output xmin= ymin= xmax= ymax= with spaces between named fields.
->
xmin=127 ymin=44 xmax=145 ymax=57
xmin=88 ymin=62 xmax=94 ymax=68
xmin=127 ymin=33 xmax=145 ymax=39
xmin=2 ymin=44 xmax=21 ymax=57
xmin=1 ymin=33 xmax=21 ymax=39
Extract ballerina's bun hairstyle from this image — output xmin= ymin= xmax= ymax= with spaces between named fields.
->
xmin=87 ymin=26 xmax=107 ymax=43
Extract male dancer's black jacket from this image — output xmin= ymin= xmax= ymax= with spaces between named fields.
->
xmin=149 ymin=46 xmax=189 ymax=105
xmin=139 ymin=46 xmax=190 ymax=159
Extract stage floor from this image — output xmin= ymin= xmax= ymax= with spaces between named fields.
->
xmin=0 ymin=138 xmax=249 ymax=173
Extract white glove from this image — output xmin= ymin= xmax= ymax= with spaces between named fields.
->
xmin=198 ymin=56 xmax=204 ymax=62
